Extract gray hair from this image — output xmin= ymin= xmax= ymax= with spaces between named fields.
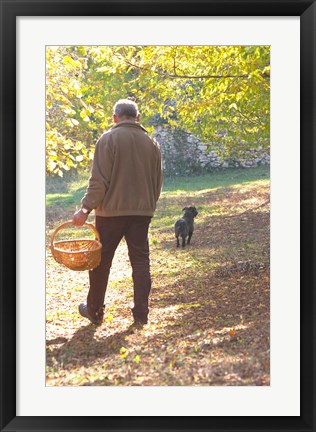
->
xmin=113 ymin=99 xmax=139 ymax=118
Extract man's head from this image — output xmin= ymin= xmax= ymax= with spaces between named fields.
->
xmin=113 ymin=99 xmax=140 ymax=123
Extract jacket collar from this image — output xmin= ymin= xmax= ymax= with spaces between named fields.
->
xmin=111 ymin=120 xmax=147 ymax=132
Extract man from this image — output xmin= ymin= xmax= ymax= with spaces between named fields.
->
xmin=72 ymin=99 xmax=162 ymax=326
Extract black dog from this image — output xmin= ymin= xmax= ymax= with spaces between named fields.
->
xmin=174 ymin=206 xmax=198 ymax=247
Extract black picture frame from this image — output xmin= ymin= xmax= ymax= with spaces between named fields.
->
xmin=1 ymin=1 xmax=315 ymax=431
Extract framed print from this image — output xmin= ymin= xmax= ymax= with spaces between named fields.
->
xmin=1 ymin=0 xmax=315 ymax=431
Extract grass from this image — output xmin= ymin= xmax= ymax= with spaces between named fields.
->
xmin=47 ymin=166 xmax=269 ymax=231
xmin=46 ymin=166 xmax=270 ymax=386
xmin=46 ymin=166 xmax=269 ymax=208
xmin=162 ymin=166 xmax=269 ymax=193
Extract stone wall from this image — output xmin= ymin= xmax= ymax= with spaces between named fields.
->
xmin=154 ymin=125 xmax=270 ymax=177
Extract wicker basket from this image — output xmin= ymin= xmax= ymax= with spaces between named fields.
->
xmin=50 ymin=221 xmax=102 ymax=271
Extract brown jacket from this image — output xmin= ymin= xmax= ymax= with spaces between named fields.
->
xmin=81 ymin=120 xmax=163 ymax=217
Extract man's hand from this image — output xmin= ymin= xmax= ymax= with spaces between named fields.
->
xmin=72 ymin=209 xmax=88 ymax=226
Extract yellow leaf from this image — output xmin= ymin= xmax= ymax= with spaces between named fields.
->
xmin=133 ymin=355 xmax=140 ymax=364
xmin=80 ymin=110 xmax=90 ymax=122
xmin=119 ymin=347 xmax=129 ymax=359
xmin=48 ymin=160 xmax=57 ymax=171
xmin=63 ymin=56 xmax=73 ymax=65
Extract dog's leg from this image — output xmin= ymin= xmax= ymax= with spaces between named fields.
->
xmin=176 ymin=235 xmax=180 ymax=247
xmin=187 ymin=231 xmax=193 ymax=245
xmin=182 ymin=236 xmax=186 ymax=247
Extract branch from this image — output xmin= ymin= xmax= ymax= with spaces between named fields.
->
xmin=235 ymin=108 xmax=259 ymax=125
xmin=173 ymin=50 xmax=177 ymax=76
xmin=170 ymin=73 xmax=249 ymax=80
xmin=123 ymin=58 xmax=250 ymax=80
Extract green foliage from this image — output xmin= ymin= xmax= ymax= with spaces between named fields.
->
xmin=46 ymin=46 xmax=270 ymax=175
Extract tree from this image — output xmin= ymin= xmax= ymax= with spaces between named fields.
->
xmin=46 ymin=45 xmax=270 ymax=175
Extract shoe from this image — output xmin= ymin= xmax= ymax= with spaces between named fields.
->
xmin=131 ymin=322 xmax=145 ymax=331
xmin=133 ymin=317 xmax=148 ymax=325
xmin=78 ymin=303 xmax=104 ymax=325
xmin=132 ymin=307 xmax=148 ymax=325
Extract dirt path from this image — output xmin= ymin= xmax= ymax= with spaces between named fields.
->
xmin=108 ymin=241 xmax=131 ymax=281
xmin=46 ymin=179 xmax=270 ymax=386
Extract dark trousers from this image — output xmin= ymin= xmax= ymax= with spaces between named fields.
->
xmin=88 ymin=215 xmax=152 ymax=322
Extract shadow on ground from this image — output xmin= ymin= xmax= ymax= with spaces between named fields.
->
xmin=46 ymin=172 xmax=270 ymax=386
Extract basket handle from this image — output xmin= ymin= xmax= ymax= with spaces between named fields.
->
xmin=50 ymin=221 xmax=100 ymax=249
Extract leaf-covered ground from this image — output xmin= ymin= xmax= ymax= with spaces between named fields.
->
xmin=46 ymin=168 xmax=270 ymax=386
